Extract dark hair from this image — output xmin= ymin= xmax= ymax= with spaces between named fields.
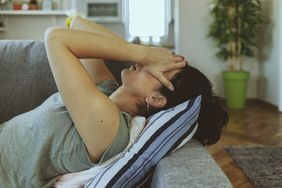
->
xmin=147 ymin=65 xmax=229 ymax=146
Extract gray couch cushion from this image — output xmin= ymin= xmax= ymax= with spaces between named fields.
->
xmin=151 ymin=140 xmax=233 ymax=188
xmin=0 ymin=40 xmax=57 ymax=123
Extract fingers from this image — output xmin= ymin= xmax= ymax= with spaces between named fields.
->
xmin=173 ymin=55 xmax=185 ymax=62
xmin=157 ymin=75 xmax=174 ymax=91
xmin=151 ymin=71 xmax=174 ymax=91
xmin=165 ymin=61 xmax=187 ymax=71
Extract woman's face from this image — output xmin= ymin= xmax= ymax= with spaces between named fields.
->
xmin=121 ymin=64 xmax=179 ymax=96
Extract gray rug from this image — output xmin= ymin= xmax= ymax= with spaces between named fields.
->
xmin=226 ymin=146 xmax=282 ymax=188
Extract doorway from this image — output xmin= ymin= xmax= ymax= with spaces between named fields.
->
xmin=279 ymin=0 xmax=282 ymax=112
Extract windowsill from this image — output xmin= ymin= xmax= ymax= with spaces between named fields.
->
xmin=0 ymin=10 xmax=66 ymax=16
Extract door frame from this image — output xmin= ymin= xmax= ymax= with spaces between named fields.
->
xmin=279 ymin=0 xmax=282 ymax=112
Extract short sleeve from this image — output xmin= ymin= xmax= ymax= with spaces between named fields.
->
xmin=96 ymin=80 xmax=119 ymax=96
xmin=97 ymin=112 xmax=131 ymax=163
xmin=92 ymin=80 xmax=132 ymax=163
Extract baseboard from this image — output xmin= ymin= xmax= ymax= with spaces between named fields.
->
xmin=248 ymin=98 xmax=279 ymax=112
xmin=219 ymin=98 xmax=279 ymax=112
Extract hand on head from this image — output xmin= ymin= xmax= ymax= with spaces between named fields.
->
xmin=143 ymin=47 xmax=188 ymax=91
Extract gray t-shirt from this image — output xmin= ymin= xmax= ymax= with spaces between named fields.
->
xmin=0 ymin=80 xmax=131 ymax=188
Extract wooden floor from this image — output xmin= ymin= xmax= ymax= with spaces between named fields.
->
xmin=207 ymin=101 xmax=282 ymax=188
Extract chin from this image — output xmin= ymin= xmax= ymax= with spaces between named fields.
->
xmin=121 ymin=69 xmax=128 ymax=84
xmin=121 ymin=68 xmax=127 ymax=77
xmin=121 ymin=69 xmax=136 ymax=88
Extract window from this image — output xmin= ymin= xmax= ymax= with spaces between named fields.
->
xmin=124 ymin=0 xmax=171 ymax=45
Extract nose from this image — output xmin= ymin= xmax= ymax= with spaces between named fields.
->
xmin=135 ymin=64 xmax=143 ymax=71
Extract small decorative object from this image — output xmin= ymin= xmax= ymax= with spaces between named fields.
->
xmin=12 ymin=0 xmax=30 ymax=10
xmin=208 ymin=0 xmax=265 ymax=109
xmin=12 ymin=1 xmax=23 ymax=10
xmin=21 ymin=3 xmax=29 ymax=10
xmin=42 ymin=0 xmax=52 ymax=10
xmin=0 ymin=0 xmax=10 ymax=10
xmin=29 ymin=0 xmax=38 ymax=10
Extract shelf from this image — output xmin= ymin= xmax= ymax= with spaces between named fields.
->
xmin=0 ymin=10 xmax=67 ymax=16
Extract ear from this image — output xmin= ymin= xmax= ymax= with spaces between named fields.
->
xmin=145 ymin=92 xmax=167 ymax=109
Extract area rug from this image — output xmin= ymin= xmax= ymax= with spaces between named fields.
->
xmin=226 ymin=146 xmax=282 ymax=188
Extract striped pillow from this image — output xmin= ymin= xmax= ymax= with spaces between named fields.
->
xmin=85 ymin=96 xmax=201 ymax=188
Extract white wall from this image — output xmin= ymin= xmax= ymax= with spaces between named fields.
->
xmin=257 ymin=0 xmax=280 ymax=107
xmin=0 ymin=15 xmax=66 ymax=40
xmin=0 ymin=15 xmax=126 ymax=40
xmin=175 ymin=0 xmax=259 ymax=98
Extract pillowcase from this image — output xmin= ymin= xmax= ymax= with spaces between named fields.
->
xmin=84 ymin=95 xmax=201 ymax=188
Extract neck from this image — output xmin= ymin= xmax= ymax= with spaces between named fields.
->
xmin=109 ymin=86 xmax=141 ymax=116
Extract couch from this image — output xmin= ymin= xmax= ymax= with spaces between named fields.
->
xmin=0 ymin=40 xmax=232 ymax=188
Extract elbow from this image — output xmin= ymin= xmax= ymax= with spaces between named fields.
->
xmin=44 ymin=27 xmax=64 ymax=46
xmin=44 ymin=27 xmax=67 ymax=59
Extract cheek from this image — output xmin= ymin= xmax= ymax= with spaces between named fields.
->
xmin=122 ymin=70 xmax=159 ymax=90
xmin=134 ymin=72 xmax=155 ymax=86
xmin=135 ymin=74 xmax=161 ymax=93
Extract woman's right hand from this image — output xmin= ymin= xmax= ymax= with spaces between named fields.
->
xmin=143 ymin=47 xmax=187 ymax=91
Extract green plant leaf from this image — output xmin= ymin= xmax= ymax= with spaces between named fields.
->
xmin=208 ymin=0 xmax=266 ymax=71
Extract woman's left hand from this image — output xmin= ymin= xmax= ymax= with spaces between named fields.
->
xmin=143 ymin=47 xmax=187 ymax=91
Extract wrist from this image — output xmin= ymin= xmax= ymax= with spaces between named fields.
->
xmin=129 ymin=43 xmax=149 ymax=65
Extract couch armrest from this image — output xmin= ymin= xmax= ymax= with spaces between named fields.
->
xmin=151 ymin=140 xmax=232 ymax=188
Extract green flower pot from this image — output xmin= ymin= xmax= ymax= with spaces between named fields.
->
xmin=223 ymin=71 xmax=250 ymax=109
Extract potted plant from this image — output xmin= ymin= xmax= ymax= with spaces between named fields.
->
xmin=208 ymin=0 xmax=264 ymax=109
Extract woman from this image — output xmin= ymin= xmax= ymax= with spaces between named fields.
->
xmin=0 ymin=16 xmax=228 ymax=187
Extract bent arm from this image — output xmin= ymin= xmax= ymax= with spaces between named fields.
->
xmin=46 ymin=28 xmax=146 ymax=62
xmin=46 ymin=27 xmax=186 ymax=90
xmin=69 ymin=16 xmax=127 ymax=84
xmin=45 ymin=28 xmax=147 ymax=161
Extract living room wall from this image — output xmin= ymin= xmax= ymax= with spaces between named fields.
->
xmin=175 ymin=0 xmax=281 ymax=108
xmin=174 ymin=0 xmax=259 ymax=98
xmin=256 ymin=0 xmax=280 ymax=108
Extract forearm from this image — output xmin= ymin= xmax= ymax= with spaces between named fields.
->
xmin=69 ymin=16 xmax=119 ymax=84
xmin=70 ymin=16 xmax=124 ymax=42
xmin=45 ymin=27 xmax=185 ymax=91
xmin=45 ymin=27 xmax=147 ymax=63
